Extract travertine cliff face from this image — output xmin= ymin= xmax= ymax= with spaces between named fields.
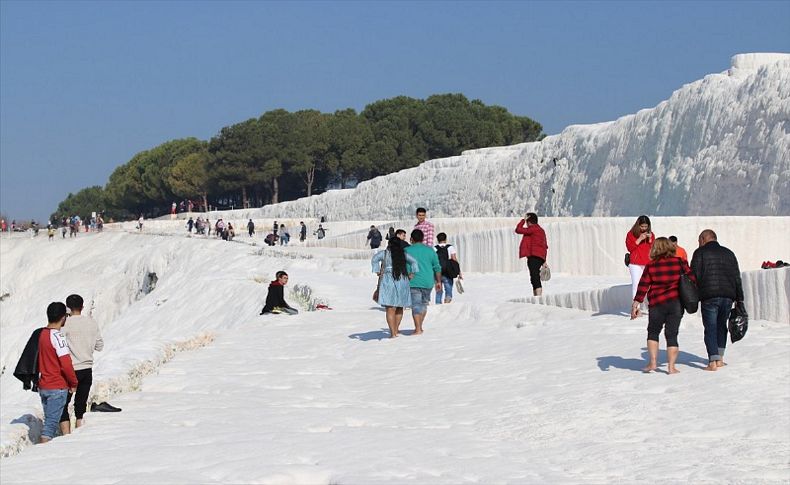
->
xmin=253 ymin=53 xmax=790 ymax=219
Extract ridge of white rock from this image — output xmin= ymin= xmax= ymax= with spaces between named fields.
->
xmin=248 ymin=53 xmax=789 ymax=219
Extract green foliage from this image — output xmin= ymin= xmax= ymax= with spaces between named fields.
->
xmin=105 ymin=138 xmax=205 ymax=216
xmin=51 ymin=186 xmax=107 ymax=222
xmin=56 ymin=94 xmax=543 ymax=216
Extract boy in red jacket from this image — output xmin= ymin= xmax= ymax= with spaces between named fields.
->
xmin=37 ymin=302 xmax=78 ymax=443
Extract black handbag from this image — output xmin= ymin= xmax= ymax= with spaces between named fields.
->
xmin=728 ymin=301 xmax=748 ymax=343
xmin=624 ymin=253 xmax=630 ymax=266
xmin=678 ymin=273 xmax=699 ymax=313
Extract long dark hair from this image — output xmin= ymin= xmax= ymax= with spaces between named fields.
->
xmin=388 ymin=238 xmax=408 ymax=280
xmin=630 ymin=215 xmax=651 ymax=237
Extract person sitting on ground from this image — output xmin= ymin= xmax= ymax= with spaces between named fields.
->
xmin=264 ymin=233 xmax=278 ymax=246
xmin=260 ymin=271 xmax=299 ymax=315
xmin=59 ymin=294 xmax=104 ymax=434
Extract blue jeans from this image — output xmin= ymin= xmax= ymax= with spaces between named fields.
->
xmin=701 ymin=297 xmax=733 ymax=361
xmin=435 ymin=276 xmax=454 ymax=304
xmin=39 ymin=389 xmax=68 ymax=439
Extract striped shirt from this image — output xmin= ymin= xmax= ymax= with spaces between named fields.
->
xmin=634 ymin=256 xmax=696 ymax=307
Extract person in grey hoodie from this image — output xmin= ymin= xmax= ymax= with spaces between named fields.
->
xmin=59 ymin=294 xmax=103 ymax=433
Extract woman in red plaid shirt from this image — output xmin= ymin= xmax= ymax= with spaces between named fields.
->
xmin=631 ymin=237 xmax=696 ymax=374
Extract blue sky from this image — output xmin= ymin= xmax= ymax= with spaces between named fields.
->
xmin=1 ymin=1 xmax=788 ymax=221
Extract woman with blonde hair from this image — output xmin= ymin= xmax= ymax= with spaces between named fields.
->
xmin=631 ymin=237 xmax=695 ymax=374
xmin=625 ymin=215 xmax=654 ymax=298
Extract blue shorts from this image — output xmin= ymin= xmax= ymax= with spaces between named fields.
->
xmin=410 ymin=287 xmax=432 ymax=315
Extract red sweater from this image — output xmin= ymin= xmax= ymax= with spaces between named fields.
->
xmin=634 ymin=257 xmax=696 ymax=307
xmin=38 ymin=328 xmax=78 ymax=390
xmin=625 ymin=231 xmax=654 ymax=266
xmin=516 ymin=221 xmax=548 ymax=260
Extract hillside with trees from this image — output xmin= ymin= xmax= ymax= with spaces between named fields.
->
xmin=52 ymin=94 xmax=543 ymax=221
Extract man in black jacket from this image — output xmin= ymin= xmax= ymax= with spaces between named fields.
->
xmin=691 ymin=229 xmax=744 ymax=371
xmin=260 ymin=271 xmax=298 ymax=315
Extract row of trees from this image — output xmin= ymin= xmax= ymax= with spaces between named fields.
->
xmin=52 ymin=94 xmax=544 ymax=221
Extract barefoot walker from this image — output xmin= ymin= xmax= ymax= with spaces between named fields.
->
xmin=631 ymin=237 xmax=695 ymax=374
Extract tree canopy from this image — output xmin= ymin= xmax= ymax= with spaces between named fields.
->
xmin=52 ymin=94 xmax=544 ymax=221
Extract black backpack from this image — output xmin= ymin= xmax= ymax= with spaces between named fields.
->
xmin=435 ymin=245 xmax=461 ymax=279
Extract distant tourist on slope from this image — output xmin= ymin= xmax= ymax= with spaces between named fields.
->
xmin=137 ymin=215 xmax=144 ymax=232
xmin=299 ymin=222 xmax=307 ymax=242
xmin=226 ymin=223 xmax=235 ymax=241
xmin=405 ymin=229 xmax=442 ymax=335
xmin=59 ymin=294 xmax=104 ymax=434
xmin=248 ymin=219 xmax=255 ymax=237
xmin=260 ymin=271 xmax=298 ymax=315
xmin=669 ymin=236 xmax=688 ymax=262
xmin=386 ymin=227 xmax=396 ymax=241
xmin=625 ymin=215 xmax=654 ymax=298
xmin=413 ymin=207 xmax=435 ymax=246
xmin=367 ymin=225 xmax=383 ymax=249
xmin=515 ymin=212 xmax=548 ymax=296
xmin=691 ymin=229 xmax=744 ymax=372
xmin=279 ymin=224 xmax=290 ymax=245
xmin=434 ymin=232 xmax=463 ymax=304
xmin=631 ymin=238 xmax=695 ymax=374
xmin=187 ymin=217 xmax=194 ymax=233
xmin=315 ymin=224 xmax=326 ymax=239
xmin=372 ymin=237 xmax=419 ymax=338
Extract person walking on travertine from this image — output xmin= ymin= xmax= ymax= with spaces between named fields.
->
xmin=59 ymin=294 xmax=103 ymax=434
xmin=405 ymin=229 xmax=442 ymax=335
xmin=413 ymin=207 xmax=435 ymax=247
xmin=515 ymin=212 xmax=548 ymax=296
xmin=35 ymin=303 xmax=77 ymax=443
xmin=371 ymin=237 xmax=419 ymax=338
xmin=691 ymin=229 xmax=744 ymax=372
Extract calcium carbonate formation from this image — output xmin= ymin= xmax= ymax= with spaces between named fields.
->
xmin=252 ymin=53 xmax=789 ymax=219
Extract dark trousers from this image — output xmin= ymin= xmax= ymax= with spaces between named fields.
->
xmin=527 ymin=256 xmax=545 ymax=290
xmin=647 ymin=299 xmax=683 ymax=347
xmin=60 ymin=368 xmax=93 ymax=422
xmin=701 ymin=297 xmax=732 ymax=361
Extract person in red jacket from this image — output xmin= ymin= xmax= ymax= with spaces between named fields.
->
xmin=625 ymin=215 xmax=655 ymax=298
xmin=515 ymin=212 xmax=548 ymax=296
xmin=37 ymin=302 xmax=78 ymax=443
